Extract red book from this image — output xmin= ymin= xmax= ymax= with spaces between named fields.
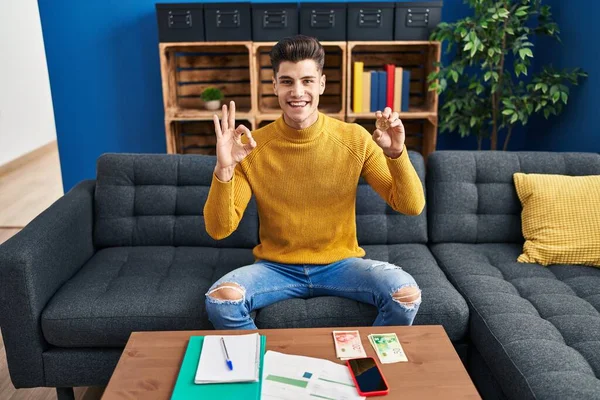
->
xmin=384 ymin=64 xmax=395 ymax=109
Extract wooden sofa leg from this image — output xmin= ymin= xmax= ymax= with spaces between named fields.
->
xmin=56 ymin=387 xmax=75 ymax=400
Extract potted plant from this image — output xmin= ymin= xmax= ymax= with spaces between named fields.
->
xmin=201 ymin=87 xmax=224 ymax=111
xmin=428 ymin=0 xmax=587 ymax=150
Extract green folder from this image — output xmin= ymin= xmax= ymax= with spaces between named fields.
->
xmin=171 ymin=335 xmax=267 ymax=400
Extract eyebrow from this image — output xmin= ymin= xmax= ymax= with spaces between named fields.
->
xmin=278 ymin=75 xmax=317 ymax=80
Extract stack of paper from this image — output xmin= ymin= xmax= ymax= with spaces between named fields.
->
xmin=195 ymin=333 xmax=261 ymax=384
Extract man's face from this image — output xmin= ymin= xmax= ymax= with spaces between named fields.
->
xmin=272 ymin=59 xmax=326 ymax=128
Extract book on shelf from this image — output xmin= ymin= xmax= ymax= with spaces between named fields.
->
xmin=370 ymin=70 xmax=378 ymax=113
xmin=352 ymin=63 xmax=411 ymax=114
xmin=384 ymin=64 xmax=395 ymax=109
xmin=394 ymin=67 xmax=403 ymax=112
xmin=362 ymin=71 xmax=371 ymax=113
xmin=377 ymin=70 xmax=386 ymax=112
xmin=352 ymin=61 xmax=364 ymax=113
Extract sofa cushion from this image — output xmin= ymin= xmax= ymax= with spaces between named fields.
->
xmin=41 ymin=246 xmax=256 ymax=347
xmin=430 ymin=242 xmax=600 ymax=399
xmin=93 ymin=154 xmax=259 ymax=248
xmin=255 ymin=244 xmax=469 ymax=342
xmin=427 ymin=151 xmax=600 ymax=244
xmin=513 ymin=173 xmax=600 ymax=266
xmin=356 ymin=151 xmax=428 ymax=245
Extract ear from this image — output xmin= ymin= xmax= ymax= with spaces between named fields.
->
xmin=319 ymin=73 xmax=326 ymax=95
xmin=272 ymin=75 xmax=277 ymax=96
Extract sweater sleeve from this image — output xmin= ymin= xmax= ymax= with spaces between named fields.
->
xmin=360 ymin=128 xmax=425 ymax=216
xmin=203 ymin=164 xmax=253 ymax=240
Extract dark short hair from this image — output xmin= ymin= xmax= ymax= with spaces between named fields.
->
xmin=269 ymin=35 xmax=325 ymax=76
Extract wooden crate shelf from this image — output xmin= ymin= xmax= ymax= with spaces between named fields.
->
xmin=160 ymin=42 xmax=255 ymax=118
xmin=159 ymin=40 xmax=440 ymax=158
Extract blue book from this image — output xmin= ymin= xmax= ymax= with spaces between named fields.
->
xmin=402 ymin=69 xmax=411 ymax=112
xmin=370 ymin=70 xmax=378 ymax=113
xmin=171 ymin=335 xmax=267 ymax=399
xmin=377 ymin=71 xmax=387 ymax=111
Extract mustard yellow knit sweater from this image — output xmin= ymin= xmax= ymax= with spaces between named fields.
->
xmin=204 ymin=112 xmax=425 ymax=264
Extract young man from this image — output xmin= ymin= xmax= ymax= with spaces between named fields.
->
xmin=203 ymin=35 xmax=425 ymax=330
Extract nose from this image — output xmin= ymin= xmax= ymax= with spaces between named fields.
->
xmin=291 ymin=82 xmax=304 ymax=98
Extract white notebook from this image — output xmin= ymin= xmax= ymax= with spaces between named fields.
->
xmin=195 ymin=333 xmax=261 ymax=384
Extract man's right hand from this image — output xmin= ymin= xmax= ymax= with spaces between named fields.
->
xmin=213 ymin=101 xmax=256 ymax=182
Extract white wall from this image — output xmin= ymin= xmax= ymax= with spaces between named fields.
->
xmin=0 ymin=0 xmax=57 ymax=167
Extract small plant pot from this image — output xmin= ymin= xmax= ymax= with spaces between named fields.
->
xmin=204 ymin=100 xmax=221 ymax=111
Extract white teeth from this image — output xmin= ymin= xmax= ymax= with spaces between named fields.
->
xmin=289 ymin=102 xmax=307 ymax=107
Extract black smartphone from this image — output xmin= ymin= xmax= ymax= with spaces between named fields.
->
xmin=346 ymin=357 xmax=390 ymax=397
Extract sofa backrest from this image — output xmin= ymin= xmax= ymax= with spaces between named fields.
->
xmin=427 ymin=151 xmax=600 ymax=243
xmin=94 ymin=151 xmax=428 ymax=248
xmin=94 ymin=154 xmax=259 ymax=248
xmin=356 ymin=150 xmax=428 ymax=245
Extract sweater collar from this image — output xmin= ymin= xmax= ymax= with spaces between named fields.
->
xmin=275 ymin=112 xmax=325 ymax=143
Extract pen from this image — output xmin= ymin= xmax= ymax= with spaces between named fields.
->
xmin=221 ymin=337 xmax=233 ymax=370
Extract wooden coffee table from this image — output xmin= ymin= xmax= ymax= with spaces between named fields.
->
xmin=102 ymin=325 xmax=480 ymax=399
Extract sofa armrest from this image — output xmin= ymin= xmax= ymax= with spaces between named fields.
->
xmin=0 ymin=180 xmax=95 ymax=388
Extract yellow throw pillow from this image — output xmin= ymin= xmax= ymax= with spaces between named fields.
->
xmin=513 ymin=173 xmax=600 ymax=266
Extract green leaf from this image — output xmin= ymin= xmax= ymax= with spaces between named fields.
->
xmin=476 ymin=85 xmax=484 ymax=95
xmin=502 ymin=109 xmax=514 ymax=115
xmin=470 ymin=116 xmax=477 ymax=127
xmin=498 ymin=9 xmax=510 ymax=18
xmin=484 ymin=71 xmax=492 ymax=82
xmin=552 ymin=92 xmax=560 ymax=103
xmin=510 ymin=113 xmax=519 ymax=124
xmin=450 ymin=70 xmax=459 ymax=83
xmin=488 ymin=48 xmax=495 ymax=57
xmin=464 ymin=42 xmax=473 ymax=51
xmin=506 ymin=27 xmax=515 ymax=35
xmin=519 ymin=48 xmax=533 ymax=60
xmin=515 ymin=10 xmax=527 ymax=17
xmin=544 ymin=109 xmax=551 ymax=119
xmin=561 ymin=92 xmax=568 ymax=104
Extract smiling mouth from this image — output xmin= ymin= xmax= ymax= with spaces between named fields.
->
xmin=287 ymin=101 xmax=309 ymax=108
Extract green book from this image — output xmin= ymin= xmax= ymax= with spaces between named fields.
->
xmin=171 ymin=335 xmax=267 ymax=400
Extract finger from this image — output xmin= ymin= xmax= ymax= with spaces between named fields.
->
xmin=229 ymin=101 xmax=235 ymax=129
xmin=243 ymin=127 xmax=257 ymax=147
xmin=221 ymin=104 xmax=228 ymax=131
xmin=213 ymin=114 xmax=223 ymax=139
xmin=390 ymin=119 xmax=403 ymax=128
xmin=383 ymin=107 xmax=392 ymax=119
xmin=234 ymin=124 xmax=246 ymax=141
xmin=389 ymin=111 xmax=399 ymax=122
xmin=372 ymin=129 xmax=383 ymax=143
xmin=375 ymin=110 xmax=383 ymax=119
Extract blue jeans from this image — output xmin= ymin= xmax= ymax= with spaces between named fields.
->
xmin=205 ymin=257 xmax=421 ymax=330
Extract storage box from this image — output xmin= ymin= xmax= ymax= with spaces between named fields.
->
xmin=300 ymin=3 xmax=347 ymax=41
xmin=204 ymin=2 xmax=252 ymax=41
xmin=252 ymin=3 xmax=299 ymax=42
xmin=394 ymin=1 xmax=443 ymax=40
xmin=156 ymin=3 xmax=205 ymax=42
xmin=347 ymin=2 xmax=395 ymax=41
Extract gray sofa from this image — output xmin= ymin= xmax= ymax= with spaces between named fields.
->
xmin=427 ymin=151 xmax=600 ymax=399
xmin=0 ymin=151 xmax=469 ymax=400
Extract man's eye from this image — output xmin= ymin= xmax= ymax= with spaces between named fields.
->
xmin=304 ymin=80 xmax=313 ymax=84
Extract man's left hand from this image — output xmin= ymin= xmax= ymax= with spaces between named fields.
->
xmin=372 ymin=107 xmax=405 ymax=159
